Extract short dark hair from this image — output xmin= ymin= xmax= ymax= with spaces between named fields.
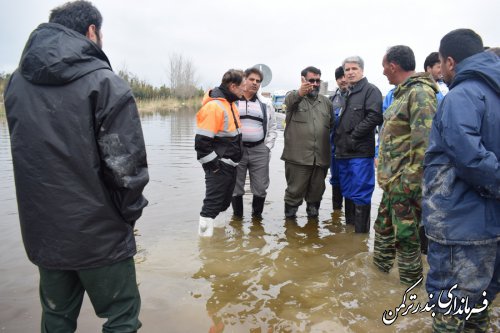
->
xmin=334 ymin=66 xmax=344 ymax=80
xmin=439 ymin=28 xmax=483 ymax=64
xmin=385 ymin=45 xmax=415 ymax=71
xmin=301 ymin=66 xmax=321 ymax=77
xmin=424 ymin=52 xmax=440 ymax=71
xmin=245 ymin=67 xmax=263 ymax=81
xmin=221 ymin=69 xmax=245 ymax=87
xmin=49 ymin=0 xmax=102 ymax=36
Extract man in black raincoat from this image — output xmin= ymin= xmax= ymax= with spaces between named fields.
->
xmin=3 ymin=1 xmax=149 ymax=331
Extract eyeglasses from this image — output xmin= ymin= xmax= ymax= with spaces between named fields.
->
xmin=308 ymin=79 xmax=321 ymax=84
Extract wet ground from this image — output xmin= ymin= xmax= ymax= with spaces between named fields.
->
xmin=0 ymin=109 xmax=498 ymax=332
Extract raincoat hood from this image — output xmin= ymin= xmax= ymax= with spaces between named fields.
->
xmin=422 ymin=50 xmax=500 ymax=245
xmin=19 ymin=23 xmax=111 ymax=85
xmin=4 ymin=22 xmax=149 ymax=270
xmin=393 ymin=72 xmax=439 ymax=98
xmin=451 ymin=51 xmax=500 ymax=93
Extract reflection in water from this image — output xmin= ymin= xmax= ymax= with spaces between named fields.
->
xmin=193 ymin=214 xmax=386 ymax=332
xmin=0 ymin=110 xmax=498 ymax=332
xmin=194 ymin=218 xmax=273 ymax=332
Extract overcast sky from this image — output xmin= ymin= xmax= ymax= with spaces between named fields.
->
xmin=1 ymin=0 xmax=499 ymax=94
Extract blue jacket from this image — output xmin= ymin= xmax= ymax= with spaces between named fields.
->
xmin=422 ymin=51 xmax=500 ymax=245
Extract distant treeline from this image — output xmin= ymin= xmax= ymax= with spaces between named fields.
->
xmin=118 ymin=69 xmax=204 ymax=100
xmin=0 ymin=70 xmax=204 ymax=103
xmin=0 ymin=72 xmax=11 ymax=102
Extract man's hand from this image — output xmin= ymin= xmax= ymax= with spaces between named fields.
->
xmin=298 ymin=76 xmax=313 ymax=97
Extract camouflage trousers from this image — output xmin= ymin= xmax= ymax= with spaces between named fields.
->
xmin=432 ymin=308 xmax=490 ymax=333
xmin=373 ymin=184 xmax=422 ymax=285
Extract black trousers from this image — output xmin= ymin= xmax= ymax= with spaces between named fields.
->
xmin=201 ymin=162 xmax=237 ymax=218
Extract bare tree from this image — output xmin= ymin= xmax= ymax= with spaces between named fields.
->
xmin=169 ymin=53 xmax=198 ymax=99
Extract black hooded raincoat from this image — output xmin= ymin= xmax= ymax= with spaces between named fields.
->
xmin=4 ymin=23 xmax=149 ymax=270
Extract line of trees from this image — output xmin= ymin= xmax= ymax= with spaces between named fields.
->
xmin=0 ymin=72 xmax=11 ymax=103
xmin=119 ymin=52 xmax=203 ymax=100
xmin=169 ymin=53 xmax=200 ymax=100
xmin=1 ymin=52 xmax=203 ymax=102
xmin=118 ymin=68 xmax=204 ymax=101
xmin=118 ymin=69 xmax=172 ymax=100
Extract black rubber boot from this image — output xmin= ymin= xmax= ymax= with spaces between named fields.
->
xmin=252 ymin=196 xmax=265 ymax=218
xmin=306 ymin=202 xmax=321 ymax=218
xmin=332 ymin=186 xmax=343 ymax=210
xmin=354 ymin=204 xmax=371 ymax=233
xmin=231 ymin=195 xmax=243 ymax=218
xmin=344 ymin=199 xmax=355 ymax=225
xmin=284 ymin=203 xmax=298 ymax=219
xmin=419 ymin=225 xmax=429 ymax=255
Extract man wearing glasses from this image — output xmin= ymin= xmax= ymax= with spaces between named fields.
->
xmin=281 ymin=66 xmax=333 ymax=219
xmin=334 ymin=56 xmax=383 ymax=233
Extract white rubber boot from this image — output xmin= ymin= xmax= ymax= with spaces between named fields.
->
xmin=198 ymin=216 xmax=214 ymax=237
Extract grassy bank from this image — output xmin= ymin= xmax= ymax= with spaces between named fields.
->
xmin=0 ymin=97 xmax=202 ymax=117
xmin=136 ymin=97 xmax=201 ymax=113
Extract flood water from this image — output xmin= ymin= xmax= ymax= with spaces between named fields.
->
xmin=0 ymin=109 xmax=498 ymax=332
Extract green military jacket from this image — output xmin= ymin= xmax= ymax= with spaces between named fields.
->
xmin=281 ymin=91 xmax=333 ymax=167
xmin=377 ymin=72 xmax=438 ymax=193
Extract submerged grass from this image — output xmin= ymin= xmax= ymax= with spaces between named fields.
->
xmin=0 ymin=97 xmax=202 ymax=117
xmin=136 ymin=97 xmax=201 ymax=113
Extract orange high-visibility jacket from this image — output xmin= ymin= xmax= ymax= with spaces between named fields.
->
xmin=195 ymin=90 xmax=242 ymax=169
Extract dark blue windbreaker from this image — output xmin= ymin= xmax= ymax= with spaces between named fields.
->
xmin=422 ymin=51 xmax=500 ymax=245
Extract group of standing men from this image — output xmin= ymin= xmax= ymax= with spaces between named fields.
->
xmin=282 ymin=59 xmax=382 ymax=237
xmin=195 ymin=67 xmax=278 ymax=237
xmin=194 ymin=57 xmax=383 ymax=236
xmin=2 ymin=0 xmax=498 ymax=330
xmin=194 ymin=30 xmax=500 ymax=332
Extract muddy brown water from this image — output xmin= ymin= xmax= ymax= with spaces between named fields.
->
xmin=0 ymin=109 xmax=498 ymax=332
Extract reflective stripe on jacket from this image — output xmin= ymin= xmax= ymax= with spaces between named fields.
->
xmin=195 ymin=91 xmax=242 ymax=167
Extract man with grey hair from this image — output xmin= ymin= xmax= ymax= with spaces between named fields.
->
xmin=334 ymin=56 xmax=383 ymax=232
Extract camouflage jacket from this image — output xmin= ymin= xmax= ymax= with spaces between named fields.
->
xmin=377 ymin=72 xmax=438 ymax=194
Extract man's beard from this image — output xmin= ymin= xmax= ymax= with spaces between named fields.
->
xmin=307 ymin=86 xmax=320 ymax=98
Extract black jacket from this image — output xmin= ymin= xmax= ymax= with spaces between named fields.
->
xmin=4 ymin=23 xmax=149 ymax=270
xmin=334 ymin=77 xmax=383 ymax=158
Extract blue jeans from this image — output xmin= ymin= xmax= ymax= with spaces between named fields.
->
xmin=426 ymin=240 xmax=500 ymax=318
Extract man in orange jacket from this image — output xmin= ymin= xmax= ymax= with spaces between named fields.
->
xmin=195 ymin=69 xmax=246 ymax=236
